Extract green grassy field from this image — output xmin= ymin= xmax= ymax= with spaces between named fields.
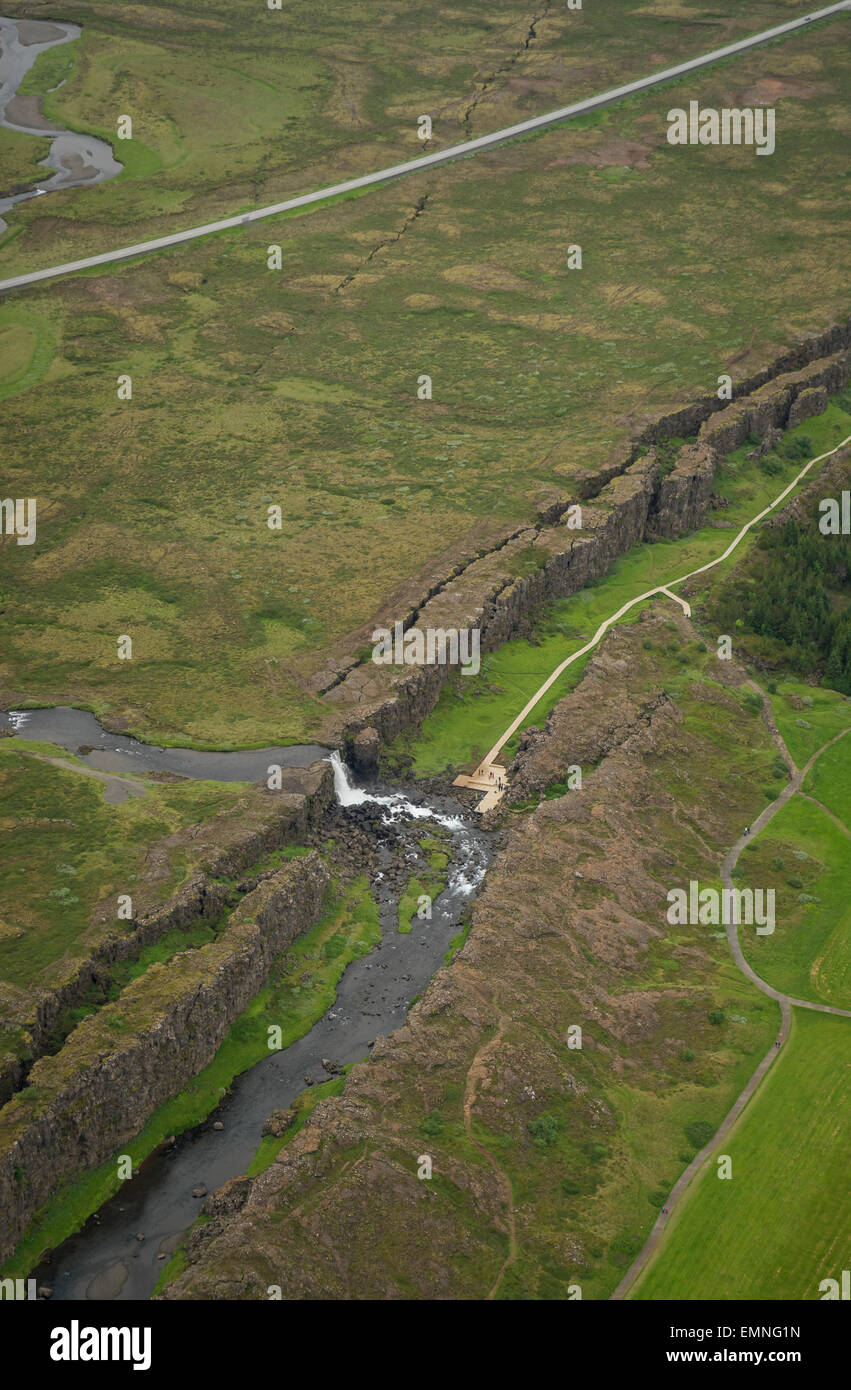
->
xmin=0 ymin=128 xmax=51 ymax=197
xmin=768 ymin=677 xmax=851 ymax=768
xmin=1 ymin=17 xmax=849 ymax=746
xmin=633 ymin=1008 xmax=851 ymax=1300
xmin=0 ymin=738 xmax=250 ymax=993
xmin=804 ymin=726 xmax=851 ymax=826
xmin=738 ymin=794 xmax=851 ymax=1008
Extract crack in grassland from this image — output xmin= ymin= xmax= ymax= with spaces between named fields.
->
xmin=461 ymin=7 xmax=551 ymax=138
xmin=250 ymin=195 xmax=431 ymax=378
xmin=333 ymin=195 xmax=430 ymax=296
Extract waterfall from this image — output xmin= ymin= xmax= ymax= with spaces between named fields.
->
xmin=326 ymin=751 xmax=464 ymax=830
xmin=325 ymin=751 xmax=489 ymax=897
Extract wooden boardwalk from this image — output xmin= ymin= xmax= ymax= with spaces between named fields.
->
xmin=453 ymin=763 xmax=507 ymax=813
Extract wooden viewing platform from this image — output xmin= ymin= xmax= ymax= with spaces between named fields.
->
xmin=453 ymin=763 xmax=508 ymax=813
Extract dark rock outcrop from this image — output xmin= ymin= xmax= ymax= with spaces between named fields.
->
xmin=645 ymin=442 xmax=717 ymax=540
xmin=788 ymin=385 xmax=828 ymax=429
xmin=0 ymin=854 xmax=329 ymax=1264
xmin=349 ymin=727 xmax=380 ymax=778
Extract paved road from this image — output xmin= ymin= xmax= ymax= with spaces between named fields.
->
xmin=1 ymin=2 xmax=849 ymax=295
xmin=480 ymin=433 xmax=851 ymax=772
xmin=611 ymin=705 xmax=851 ymax=1299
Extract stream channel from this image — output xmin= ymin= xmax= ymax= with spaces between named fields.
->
xmin=0 ymin=15 xmax=122 ymax=232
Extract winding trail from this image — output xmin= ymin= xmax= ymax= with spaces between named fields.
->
xmin=30 ymin=751 xmax=147 ymax=806
xmin=0 ymin=2 xmax=848 ymax=294
xmin=475 ymin=432 xmax=851 ymax=790
xmin=611 ymin=707 xmax=851 ymax=1300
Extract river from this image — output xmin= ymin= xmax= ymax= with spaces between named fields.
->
xmin=0 ymin=15 xmax=122 ymax=232
xmin=1 ymin=705 xmax=330 ymax=778
xmin=27 ymin=750 xmax=490 ymax=1300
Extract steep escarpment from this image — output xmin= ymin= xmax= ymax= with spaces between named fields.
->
xmin=324 ymin=329 xmax=851 ymax=754
xmin=160 ymin=609 xmax=782 ymax=1301
xmin=0 ymin=853 xmax=329 ymax=1264
xmin=0 ymin=760 xmax=333 ymax=1107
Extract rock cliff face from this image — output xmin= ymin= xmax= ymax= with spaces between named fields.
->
xmin=0 ymin=854 xmax=329 ymax=1264
xmin=645 ymin=442 xmax=717 ymax=541
xmin=788 ymin=385 xmax=828 ymax=429
xmin=323 ymin=330 xmax=851 ymax=756
xmin=698 ymin=350 xmax=849 ymax=456
xmin=0 ymin=762 xmax=333 ymax=1108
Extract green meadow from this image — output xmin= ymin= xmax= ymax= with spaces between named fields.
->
xmin=0 ymin=738 xmax=249 ymax=993
xmin=804 ymin=726 xmax=851 ymax=826
xmin=633 ymin=1008 xmax=851 ymax=1300
xmin=3 ymin=0 xmax=834 ymax=273
xmin=737 ymin=767 xmax=851 ymax=1010
xmin=742 ymin=798 xmax=851 ymax=1007
xmin=768 ymin=677 xmax=851 ymax=768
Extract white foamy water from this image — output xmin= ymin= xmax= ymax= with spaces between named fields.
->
xmin=327 ymin=751 xmax=488 ymax=896
xmin=328 ymin=751 xmax=464 ymax=831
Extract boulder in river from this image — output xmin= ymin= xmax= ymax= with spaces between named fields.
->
xmin=262 ymin=1108 xmax=296 ymax=1138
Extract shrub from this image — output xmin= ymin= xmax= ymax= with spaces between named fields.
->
xmin=778 ymin=433 xmax=812 ymax=461
xmin=584 ymin=1140 xmax=610 ymax=1163
xmin=561 ymin=1177 xmax=581 ymax=1195
xmin=420 ymin=1109 xmax=444 ymax=1138
xmin=608 ymin=1232 xmax=642 ymax=1267
xmin=708 ymin=1010 xmax=725 ymax=1025
xmin=684 ymin=1120 xmax=716 ymax=1149
xmin=528 ymin=1113 xmax=561 ymax=1149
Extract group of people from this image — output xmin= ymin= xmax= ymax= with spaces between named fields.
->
xmin=480 ymin=767 xmax=506 ymax=792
